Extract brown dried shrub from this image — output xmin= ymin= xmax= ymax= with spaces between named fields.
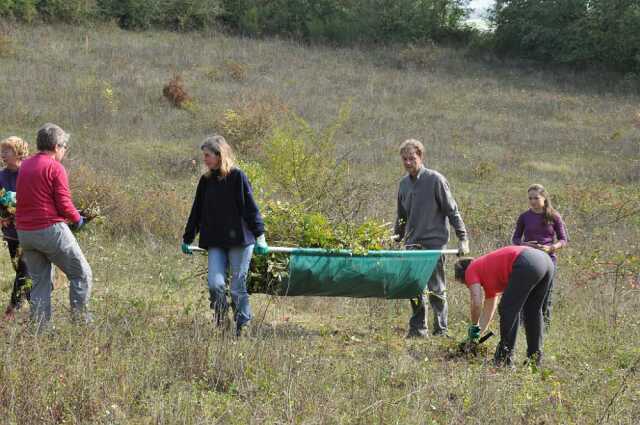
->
xmin=223 ymin=61 xmax=248 ymax=81
xmin=162 ymin=75 xmax=191 ymax=108
xmin=68 ymin=164 xmax=188 ymax=241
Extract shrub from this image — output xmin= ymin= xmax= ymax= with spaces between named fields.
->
xmin=97 ymin=0 xmax=222 ymax=30
xmin=0 ymin=0 xmax=38 ymax=22
xmin=69 ymin=164 xmax=191 ymax=241
xmin=247 ymin=199 xmax=395 ymax=294
xmin=220 ymin=0 xmax=469 ymax=43
xmin=162 ymin=75 xmax=191 ymax=108
xmin=492 ymin=0 xmax=640 ymax=72
xmin=215 ymin=94 xmax=288 ymax=157
xmin=96 ymin=0 xmax=163 ymax=29
xmin=223 ymin=60 xmax=248 ymax=81
xmin=0 ymin=30 xmax=14 ymax=57
xmin=160 ymin=0 xmax=222 ymax=31
xmin=262 ymin=104 xmax=374 ymax=221
xmin=36 ymin=0 xmax=97 ymax=23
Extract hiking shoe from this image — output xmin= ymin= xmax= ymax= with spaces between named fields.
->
xmin=235 ymin=323 xmax=250 ymax=338
xmin=493 ymin=355 xmax=515 ymax=369
xmin=432 ymin=329 xmax=450 ymax=337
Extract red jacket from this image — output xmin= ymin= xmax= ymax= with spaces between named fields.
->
xmin=15 ymin=153 xmax=81 ymax=231
xmin=464 ymin=246 xmax=527 ymax=299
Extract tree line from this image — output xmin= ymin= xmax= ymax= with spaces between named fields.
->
xmin=1 ymin=0 xmax=638 ymax=73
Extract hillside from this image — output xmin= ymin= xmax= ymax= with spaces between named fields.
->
xmin=0 ymin=24 xmax=639 ymax=424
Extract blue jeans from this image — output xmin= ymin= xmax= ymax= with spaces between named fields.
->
xmin=207 ymin=245 xmax=253 ymax=329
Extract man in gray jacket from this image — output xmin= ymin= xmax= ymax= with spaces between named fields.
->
xmin=394 ymin=139 xmax=469 ymax=337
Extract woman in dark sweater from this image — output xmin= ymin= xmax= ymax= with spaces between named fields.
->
xmin=1 ymin=136 xmax=30 ymax=321
xmin=182 ymin=135 xmax=268 ymax=336
xmin=511 ymin=184 xmax=568 ymax=327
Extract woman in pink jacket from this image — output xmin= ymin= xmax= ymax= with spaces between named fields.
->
xmin=15 ymin=123 xmax=92 ymax=329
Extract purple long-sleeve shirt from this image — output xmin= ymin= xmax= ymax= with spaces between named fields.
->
xmin=511 ymin=209 xmax=568 ymax=262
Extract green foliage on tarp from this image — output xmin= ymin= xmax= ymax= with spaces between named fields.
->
xmin=278 ymin=250 xmax=442 ymax=299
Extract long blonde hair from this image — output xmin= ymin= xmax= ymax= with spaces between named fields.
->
xmin=528 ymin=183 xmax=558 ymax=225
xmin=201 ymin=135 xmax=236 ymax=179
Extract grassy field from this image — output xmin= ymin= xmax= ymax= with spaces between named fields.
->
xmin=0 ymin=23 xmax=639 ymax=424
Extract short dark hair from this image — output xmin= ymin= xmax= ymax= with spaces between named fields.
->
xmin=36 ymin=123 xmax=69 ymax=152
xmin=454 ymin=257 xmax=474 ymax=282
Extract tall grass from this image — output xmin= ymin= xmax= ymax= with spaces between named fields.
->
xmin=0 ymin=24 xmax=638 ymax=424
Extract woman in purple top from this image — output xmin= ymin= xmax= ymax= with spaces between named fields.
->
xmin=511 ymin=184 xmax=568 ymax=327
xmin=0 ymin=136 xmax=30 ymax=321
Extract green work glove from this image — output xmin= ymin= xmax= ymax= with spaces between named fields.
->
xmin=467 ymin=324 xmax=481 ymax=342
xmin=253 ymin=234 xmax=269 ymax=255
xmin=0 ymin=190 xmax=16 ymax=207
xmin=70 ymin=216 xmax=85 ymax=232
xmin=181 ymin=243 xmax=193 ymax=255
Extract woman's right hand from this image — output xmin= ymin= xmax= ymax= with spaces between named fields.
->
xmin=181 ymin=243 xmax=193 ymax=255
xmin=254 ymin=234 xmax=269 ymax=255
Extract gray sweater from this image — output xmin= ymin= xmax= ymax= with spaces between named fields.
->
xmin=394 ymin=166 xmax=467 ymax=248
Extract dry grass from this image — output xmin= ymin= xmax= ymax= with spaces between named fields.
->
xmin=0 ymin=24 xmax=638 ymax=424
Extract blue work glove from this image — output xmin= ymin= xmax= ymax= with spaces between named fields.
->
xmin=467 ymin=324 xmax=481 ymax=343
xmin=70 ymin=216 xmax=84 ymax=231
xmin=253 ymin=234 xmax=269 ymax=255
xmin=181 ymin=243 xmax=193 ymax=255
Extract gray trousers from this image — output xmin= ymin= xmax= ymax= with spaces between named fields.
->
xmin=409 ymin=252 xmax=447 ymax=334
xmin=495 ymin=248 xmax=554 ymax=364
xmin=18 ymin=222 xmax=93 ymax=325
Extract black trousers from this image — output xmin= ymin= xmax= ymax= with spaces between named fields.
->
xmin=6 ymin=238 xmax=30 ymax=308
xmin=495 ymin=248 xmax=554 ymax=364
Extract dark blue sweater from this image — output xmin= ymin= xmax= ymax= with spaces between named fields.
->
xmin=0 ymin=168 xmax=18 ymax=240
xmin=182 ymin=168 xmax=264 ymax=249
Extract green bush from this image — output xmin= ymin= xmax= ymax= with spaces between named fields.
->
xmin=0 ymin=0 xmax=38 ymax=22
xmin=492 ymin=0 xmax=640 ymax=72
xmin=247 ymin=199 xmax=394 ymax=294
xmin=37 ymin=0 xmax=97 ymax=22
xmin=96 ymin=0 xmax=163 ymax=29
xmin=221 ymin=0 xmax=469 ymax=43
xmin=96 ymin=0 xmax=222 ymax=30
xmin=157 ymin=0 xmax=222 ymax=30
xmin=262 ymin=104 xmax=376 ymax=222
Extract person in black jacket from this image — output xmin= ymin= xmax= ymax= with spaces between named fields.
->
xmin=182 ymin=135 xmax=268 ymax=336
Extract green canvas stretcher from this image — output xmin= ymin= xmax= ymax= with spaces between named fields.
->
xmin=188 ymin=246 xmax=457 ymax=299
xmin=272 ymin=247 xmax=454 ymax=299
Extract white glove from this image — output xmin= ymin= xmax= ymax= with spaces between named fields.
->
xmin=458 ymin=239 xmax=470 ymax=256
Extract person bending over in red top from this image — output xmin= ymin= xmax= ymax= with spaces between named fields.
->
xmin=15 ymin=123 xmax=91 ymax=330
xmin=454 ymin=246 xmax=554 ymax=367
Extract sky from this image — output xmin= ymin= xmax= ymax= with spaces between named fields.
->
xmin=467 ymin=0 xmax=495 ymax=29
xmin=468 ymin=0 xmax=494 ymax=20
